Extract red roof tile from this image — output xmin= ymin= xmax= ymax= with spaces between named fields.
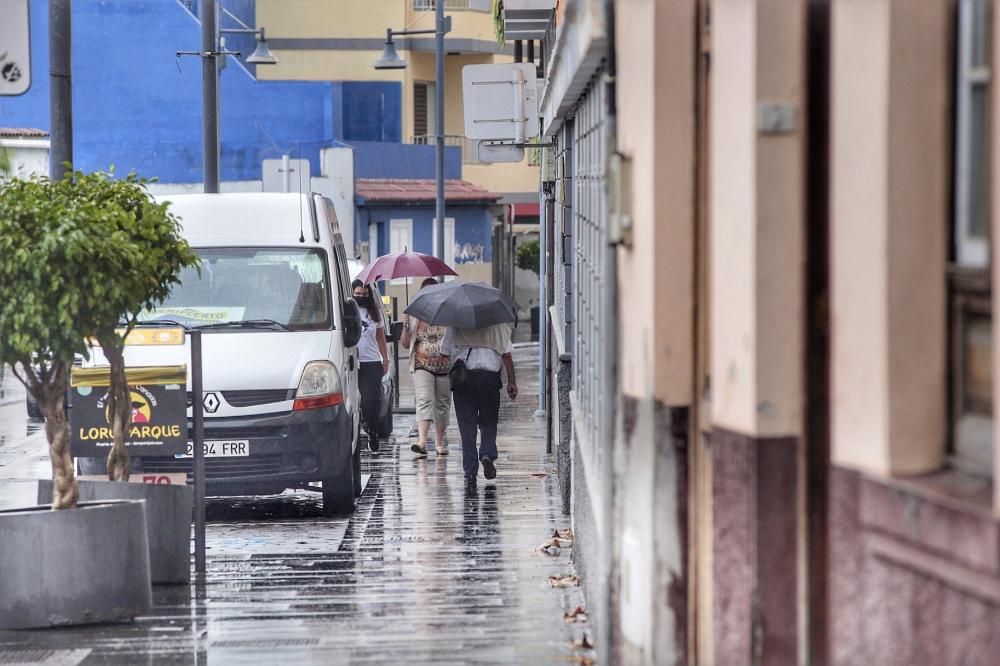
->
xmin=356 ymin=178 xmax=500 ymax=204
xmin=0 ymin=127 xmax=49 ymax=138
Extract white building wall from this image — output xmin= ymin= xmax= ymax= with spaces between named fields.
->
xmin=0 ymin=139 xmax=50 ymax=180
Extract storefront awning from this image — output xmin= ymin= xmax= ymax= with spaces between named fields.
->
xmin=510 ymin=202 xmax=540 ymax=224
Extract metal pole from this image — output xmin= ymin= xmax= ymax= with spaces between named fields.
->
xmin=201 ymin=0 xmax=220 ymax=193
xmin=48 ymin=0 xmax=73 ymax=181
xmin=535 ymin=184 xmax=548 ymax=421
xmin=434 ymin=0 xmax=445 ymax=262
xmin=190 ymin=330 xmax=207 ymax=575
xmin=392 ymin=296 xmax=400 ymax=409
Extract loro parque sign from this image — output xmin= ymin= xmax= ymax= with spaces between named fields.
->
xmin=70 ymin=365 xmax=188 ymax=457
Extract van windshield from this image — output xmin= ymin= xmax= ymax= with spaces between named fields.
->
xmin=141 ymin=247 xmax=332 ymax=331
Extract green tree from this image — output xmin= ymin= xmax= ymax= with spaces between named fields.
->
xmin=53 ymin=170 xmax=199 ymax=481
xmin=0 ymin=171 xmax=198 ymax=508
xmin=0 ymin=176 xmax=96 ymax=508
xmin=516 ymin=239 xmax=540 ymax=274
xmin=492 ymin=0 xmax=505 ymax=44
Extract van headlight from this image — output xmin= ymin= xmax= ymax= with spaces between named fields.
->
xmin=293 ymin=361 xmax=344 ymax=410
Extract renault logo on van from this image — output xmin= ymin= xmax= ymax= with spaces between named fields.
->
xmin=203 ymin=392 xmax=220 ymax=414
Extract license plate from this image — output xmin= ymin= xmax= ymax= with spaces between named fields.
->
xmin=175 ymin=440 xmax=249 ymax=458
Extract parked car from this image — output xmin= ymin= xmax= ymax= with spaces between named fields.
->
xmin=348 ymin=260 xmax=401 ymax=439
xmin=76 ymin=193 xmax=364 ymax=515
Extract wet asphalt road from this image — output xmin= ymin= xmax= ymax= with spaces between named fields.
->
xmin=0 ymin=345 xmax=594 ymax=664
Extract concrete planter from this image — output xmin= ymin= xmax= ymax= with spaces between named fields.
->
xmin=38 ymin=480 xmax=193 ymax=584
xmin=0 ymin=499 xmax=152 ymax=630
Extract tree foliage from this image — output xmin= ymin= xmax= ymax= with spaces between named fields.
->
xmin=0 ymin=170 xmax=199 ymax=506
xmin=516 ymin=239 xmax=540 ymax=274
xmin=492 ymin=0 xmax=505 ymax=44
xmin=62 ymin=171 xmax=199 ymax=481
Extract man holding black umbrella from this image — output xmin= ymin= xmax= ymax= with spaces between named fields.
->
xmin=405 ymin=281 xmax=520 ymax=489
xmin=440 ymin=323 xmax=517 ymax=488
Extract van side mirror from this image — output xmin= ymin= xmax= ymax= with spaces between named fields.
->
xmin=385 ymin=321 xmax=404 ymax=343
xmin=342 ymin=299 xmax=363 ymax=348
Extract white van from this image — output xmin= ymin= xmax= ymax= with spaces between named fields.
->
xmin=77 ymin=193 xmax=365 ymax=515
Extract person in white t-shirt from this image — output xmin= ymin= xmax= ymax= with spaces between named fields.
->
xmin=440 ymin=323 xmax=517 ymax=488
xmin=352 ymin=279 xmax=389 ymax=453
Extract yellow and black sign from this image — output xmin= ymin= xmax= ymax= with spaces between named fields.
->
xmin=69 ymin=365 xmax=188 ymax=458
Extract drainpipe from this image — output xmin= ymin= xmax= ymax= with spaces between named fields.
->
xmin=599 ymin=0 xmax=619 ymax=662
xmin=536 ymin=180 xmax=550 ymax=425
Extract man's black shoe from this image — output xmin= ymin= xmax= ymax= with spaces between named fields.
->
xmin=465 ymin=474 xmax=478 ymax=489
xmin=367 ymin=433 xmax=380 ymax=453
xmin=480 ymin=456 xmax=496 ymax=480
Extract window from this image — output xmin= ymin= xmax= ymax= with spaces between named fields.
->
xmin=949 ymin=0 xmax=993 ymax=475
xmin=955 ymin=0 xmax=991 ymax=267
xmin=413 ymin=82 xmax=435 ymax=139
xmin=368 ymin=222 xmax=379 ymax=260
xmin=432 ymin=217 xmax=456 ymax=271
xmin=389 ymin=219 xmax=414 ymax=283
xmin=146 ymin=247 xmax=331 ymax=330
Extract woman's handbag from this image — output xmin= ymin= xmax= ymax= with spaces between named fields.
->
xmin=449 ymin=350 xmax=472 ymax=390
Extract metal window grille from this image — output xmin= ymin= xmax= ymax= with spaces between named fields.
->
xmin=553 ymin=121 xmax=575 ymax=352
xmin=572 ymin=79 xmax=607 ymax=456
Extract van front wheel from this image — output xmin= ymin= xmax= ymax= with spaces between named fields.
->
xmin=352 ymin=442 xmax=362 ymax=497
xmin=321 ymin=462 xmax=355 ymax=516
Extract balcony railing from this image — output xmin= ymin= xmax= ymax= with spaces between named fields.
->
xmin=412 ymin=134 xmax=481 ymax=164
xmin=412 ymin=0 xmax=491 ymax=11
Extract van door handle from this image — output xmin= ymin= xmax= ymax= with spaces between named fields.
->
xmin=349 ymin=356 xmax=356 ymax=371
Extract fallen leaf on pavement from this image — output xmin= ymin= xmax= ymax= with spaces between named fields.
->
xmin=531 ymin=472 xmax=549 ymax=479
xmin=549 ymin=574 xmax=580 ymax=588
xmin=537 ymin=537 xmax=563 ymax=555
xmin=564 ymin=606 xmax=588 ymax=623
xmin=573 ymin=634 xmax=595 ymax=650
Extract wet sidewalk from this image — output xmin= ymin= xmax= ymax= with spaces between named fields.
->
xmin=0 ymin=344 xmax=594 ymax=664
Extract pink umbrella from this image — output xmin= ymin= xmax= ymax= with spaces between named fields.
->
xmin=356 ymin=249 xmax=458 ymax=302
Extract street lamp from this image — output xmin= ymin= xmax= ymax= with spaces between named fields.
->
xmin=177 ymin=0 xmax=279 ymax=194
xmin=222 ymin=27 xmax=278 ymax=66
xmin=373 ymin=12 xmax=452 ymax=262
xmin=373 ymin=31 xmax=407 ymax=70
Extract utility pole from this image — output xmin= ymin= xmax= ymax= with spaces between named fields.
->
xmin=200 ymin=0 xmax=220 ymax=193
xmin=434 ymin=0 xmax=446 ymax=263
xmin=49 ymin=0 xmax=73 ymax=181
xmin=374 ymin=9 xmax=449 ymax=263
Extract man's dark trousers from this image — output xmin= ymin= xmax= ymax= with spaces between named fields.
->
xmin=452 ymin=369 xmax=501 ymax=479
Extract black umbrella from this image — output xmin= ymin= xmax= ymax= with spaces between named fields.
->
xmin=403 ymin=281 xmax=519 ymax=329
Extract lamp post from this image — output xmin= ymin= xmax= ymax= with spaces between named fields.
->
xmin=374 ymin=8 xmax=452 ymax=262
xmin=49 ymin=0 xmax=72 ymax=182
xmin=178 ymin=0 xmax=279 ymax=193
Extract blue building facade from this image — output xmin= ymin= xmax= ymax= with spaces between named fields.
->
xmin=354 ymin=179 xmax=499 ymax=267
xmin=0 ymin=0 xmax=402 ymax=183
xmin=0 ymin=0 xmax=497 ymax=266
